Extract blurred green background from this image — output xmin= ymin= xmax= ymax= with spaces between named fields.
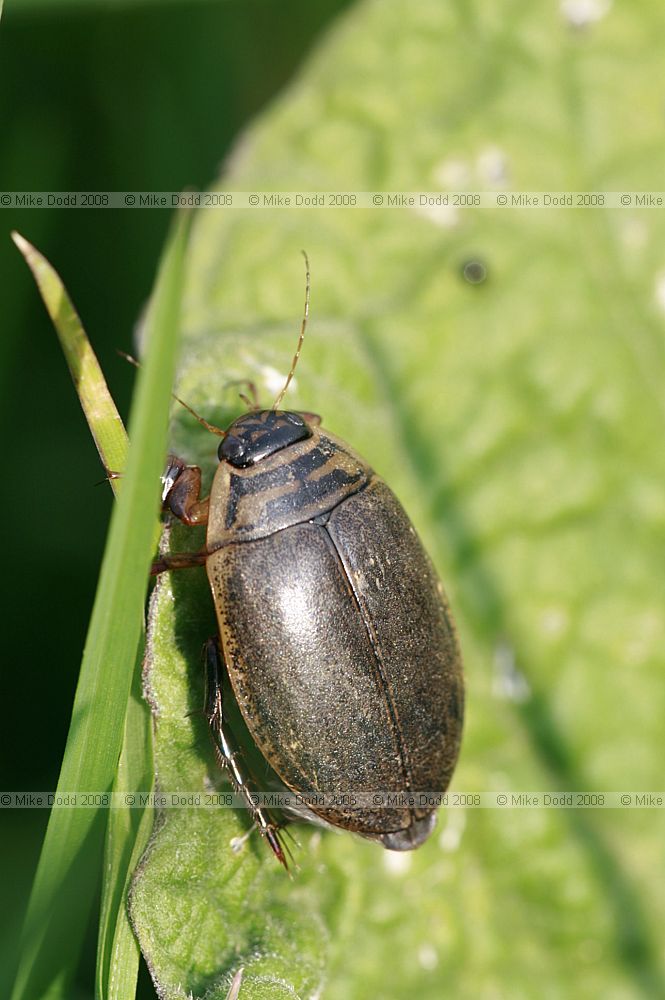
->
xmin=0 ymin=1 xmax=351 ymax=995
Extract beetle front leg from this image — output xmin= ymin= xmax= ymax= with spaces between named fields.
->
xmin=150 ymin=456 xmax=211 ymax=575
xmin=161 ymin=455 xmax=210 ymax=526
xmin=203 ymin=638 xmax=289 ymax=870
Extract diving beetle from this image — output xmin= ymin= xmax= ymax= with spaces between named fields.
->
xmin=152 ymin=254 xmax=464 ymax=866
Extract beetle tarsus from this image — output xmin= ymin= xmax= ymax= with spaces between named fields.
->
xmin=223 ymin=378 xmax=261 ymax=410
xmin=94 ymin=469 xmax=123 ymax=487
xmin=265 ymin=827 xmax=289 ymax=869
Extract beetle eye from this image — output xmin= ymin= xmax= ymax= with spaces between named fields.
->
xmin=219 ymin=435 xmax=245 ymax=463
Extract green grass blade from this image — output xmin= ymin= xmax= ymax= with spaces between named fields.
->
xmin=12 ymin=230 xmax=142 ymax=996
xmin=10 ymin=208 xmax=191 ymax=1000
xmin=11 ymin=231 xmax=128 ymax=492
xmin=96 ymin=638 xmax=155 ymax=1000
xmin=11 ymin=233 xmax=155 ymax=1000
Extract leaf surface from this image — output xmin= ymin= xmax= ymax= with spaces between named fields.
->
xmin=130 ymin=2 xmax=665 ymax=997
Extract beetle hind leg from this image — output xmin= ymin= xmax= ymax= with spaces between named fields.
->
xmin=203 ymin=638 xmax=290 ymax=870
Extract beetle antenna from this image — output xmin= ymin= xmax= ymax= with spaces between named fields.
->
xmin=272 ymin=250 xmax=310 ymax=411
xmin=172 ymin=393 xmax=227 ymax=438
xmin=117 ymin=349 xmax=226 ymax=439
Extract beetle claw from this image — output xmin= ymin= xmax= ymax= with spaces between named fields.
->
xmin=266 ymin=827 xmax=289 ymax=869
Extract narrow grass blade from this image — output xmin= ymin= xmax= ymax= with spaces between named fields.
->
xmin=10 ymin=208 xmax=191 ymax=1000
xmin=11 ymin=234 xmax=151 ymax=1000
xmin=11 ymin=231 xmax=128 ymax=489
xmin=12 ymin=231 xmax=139 ymax=997
xmin=96 ymin=638 xmax=155 ymax=1000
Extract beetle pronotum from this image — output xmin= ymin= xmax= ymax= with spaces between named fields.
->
xmin=153 ymin=254 xmax=464 ymax=867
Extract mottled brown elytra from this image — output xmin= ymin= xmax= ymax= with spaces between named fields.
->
xmin=153 ymin=254 xmax=464 ymax=867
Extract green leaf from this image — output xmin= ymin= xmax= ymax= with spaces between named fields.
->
xmin=130 ymin=1 xmax=665 ymax=997
xmin=11 ymin=210 xmax=191 ymax=1000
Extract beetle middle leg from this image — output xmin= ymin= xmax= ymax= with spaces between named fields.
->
xmin=203 ymin=638 xmax=289 ymax=869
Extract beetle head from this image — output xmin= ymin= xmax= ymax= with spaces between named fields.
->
xmin=219 ymin=410 xmax=314 ymax=468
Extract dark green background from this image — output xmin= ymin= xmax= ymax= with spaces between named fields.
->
xmin=0 ymin=2 xmax=351 ymax=994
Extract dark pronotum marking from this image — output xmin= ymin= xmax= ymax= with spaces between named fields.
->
xmin=262 ymin=468 xmax=364 ymax=525
xmin=224 ymin=444 xmax=365 ymax=531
